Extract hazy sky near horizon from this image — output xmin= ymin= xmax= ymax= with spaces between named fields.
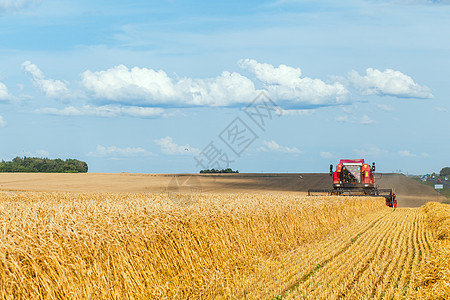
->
xmin=0 ymin=0 xmax=448 ymax=174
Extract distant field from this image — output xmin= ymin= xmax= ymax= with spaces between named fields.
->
xmin=0 ymin=172 xmax=443 ymax=207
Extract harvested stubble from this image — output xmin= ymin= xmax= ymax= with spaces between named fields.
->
xmin=0 ymin=192 xmax=386 ymax=299
xmin=277 ymin=207 xmax=430 ymax=299
xmin=415 ymin=202 xmax=450 ymax=299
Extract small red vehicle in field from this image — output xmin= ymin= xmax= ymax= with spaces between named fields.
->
xmin=308 ymin=159 xmax=396 ymax=207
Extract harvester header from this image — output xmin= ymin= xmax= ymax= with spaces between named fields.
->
xmin=309 ymin=159 xmax=396 ymax=207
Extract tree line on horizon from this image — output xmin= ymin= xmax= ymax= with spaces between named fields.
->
xmin=440 ymin=167 xmax=450 ymax=177
xmin=199 ymin=168 xmax=239 ymax=174
xmin=0 ymin=157 xmax=88 ymax=173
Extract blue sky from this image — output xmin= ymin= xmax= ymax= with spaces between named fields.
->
xmin=0 ymin=0 xmax=449 ymax=174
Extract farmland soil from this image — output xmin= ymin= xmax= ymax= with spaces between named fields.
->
xmin=0 ymin=173 xmax=442 ymax=207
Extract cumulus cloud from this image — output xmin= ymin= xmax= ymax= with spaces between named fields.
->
xmin=82 ymin=65 xmax=177 ymax=102
xmin=0 ymin=81 xmax=11 ymax=101
xmin=348 ymin=68 xmax=433 ymax=99
xmin=35 ymin=105 xmax=165 ymax=118
xmin=29 ymin=59 xmax=351 ymax=108
xmin=238 ymin=59 xmax=302 ymax=86
xmin=82 ymin=65 xmax=257 ymax=106
xmin=88 ymin=145 xmax=153 ymax=157
xmin=154 ymin=136 xmax=199 ymax=155
xmin=22 ymin=61 xmax=71 ymax=98
xmin=238 ymin=59 xmax=350 ymax=105
xmin=0 ymin=116 xmax=6 ymax=127
xmin=23 ymin=60 xmax=433 ymax=112
xmin=258 ymin=140 xmax=301 ymax=154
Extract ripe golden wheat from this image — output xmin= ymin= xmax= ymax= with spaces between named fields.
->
xmin=0 ymin=192 xmax=385 ymax=299
xmin=415 ymin=202 xmax=450 ymax=299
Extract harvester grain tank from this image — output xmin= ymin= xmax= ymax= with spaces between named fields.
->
xmin=308 ymin=159 xmax=396 ymax=207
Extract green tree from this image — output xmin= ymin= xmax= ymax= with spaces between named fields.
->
xmin=440 ymin=167 xmax=450 ymax=177
xmin=0 ymin=157 xmax=88 ymax=173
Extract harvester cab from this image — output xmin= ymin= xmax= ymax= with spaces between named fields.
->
xmin=309 ymin=159 xmax=396 ymax=207
xmin=331 ymin=159 xmax=374 ymax=190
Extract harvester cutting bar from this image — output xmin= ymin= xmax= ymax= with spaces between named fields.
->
xmin=308 ymin=188 xmax=392 ymax=197
xmin=375 ymin=189 xmax=393 ymax=196
xmin=307 ymin=189 xmax=333 ymax=196
xmin=308 ymin=188 xmax=395 ymax=207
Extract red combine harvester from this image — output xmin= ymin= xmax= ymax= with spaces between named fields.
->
xmin=308 ymin=159 xmax=396 ymax=207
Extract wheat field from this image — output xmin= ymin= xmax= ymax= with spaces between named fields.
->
xmin=0 ymin=191 xmax=447 ymax=299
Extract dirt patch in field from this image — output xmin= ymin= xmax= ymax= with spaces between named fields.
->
xmin=0 ymin=173 xmax=442 ymax=207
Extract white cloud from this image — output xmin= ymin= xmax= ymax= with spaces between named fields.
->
xmin=0 ymin=0 xmax=39 ymax=11
xmin=82 ymin=65 xmax=177 ymax=103
xmin=359 ymin=115 xmax=376 ymax=124
xmin=88 ymin=145 xmax=153 ymax=157
xmin=434 ymin=106 xmax=448 ymax=112
xmin=178 ymin=71 xmax=257 ymax=106
xmin=239 ymin=58 xmax=302 ymax=86
xmin=21 ymin=59 xmax=350 ymax=108
xmin=348 ymin=68 xmax=433 ymax=99
xmin=154 ymin=136 xmax=200 ymax=155
xmin=335 ymin=114 xmax=375 ymax=124
xmin=82 ymin=64 xmax=257 ymax=106
xmin=278 ymin=108 xmax=315 ymax=116
xmin=239 ymin=59 xmax=350 ymax=105
xmin=0 ymin=81 xmax=11 ymax=100
xmin=22 ymin=61 xmax=71 ymax=98
xmin=22 ymin=60 xmax=434 ymax=113
xmin=378 ymin=104 xmax=395 ymax=111
xmin=320 ymin=151 xmax=334 ymax=159
xmin=398 ymin=150 xmax=417 ymax=157
xmin=0 ymin=116 xmax=6 ymax=127
xmin=258 ymin=140 xmax=302 ymax=154
xmin=35 ymin=105 xmax=165 ymax=118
